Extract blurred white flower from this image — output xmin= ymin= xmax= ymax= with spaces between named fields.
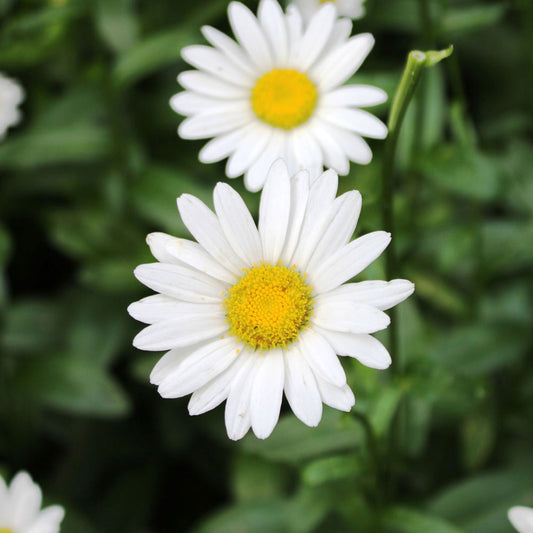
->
xmin=0 ymin=73 xmax=24 ymax=140
xmin=292 ymin=0 xmax=365 ymax=23
xmin=171 ymin=0 xmax=386 ymax=191
xmin=509 ymin=506 xmax=533 ymax=533
xmin=128 ymin=160 xmax=414 ymax=440
xmin=0 ymin=471 xmax=64 ymax=533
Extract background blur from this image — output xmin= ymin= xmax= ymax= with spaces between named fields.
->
xmin=1 ymin=0 xmax=532 ymax=531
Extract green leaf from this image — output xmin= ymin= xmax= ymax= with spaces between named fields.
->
xmin=94 ymin=0 xmax=139 ymax=53
xmin=482 ymin=220 xmax=533 ymax=273
xmin=369 ymin=384 xmax=405 ymax=438
xmin=1 ymin=299 xmax=63 ymax=355
xmin=432 ymin=324 xmax=529 ymax=376
xmin=302 ymin=454 xmax=361 ymax=487
xmin=233 ymin=455 xmax=286 ymax=503
xmin=416 ymin=145 xmax=499 ymax=200
xmin=130 ymin=165 xmax=212 ymax=233
xmin=16 ymin=353 xmax=131 ymax=417
xmin=241 ymin=409 xmax=363 ymax=463
xmin=383 ymin=506 xmax=463 ymax=533
xmin=193 ymin=501 xmax=289 ymax=533
xmin=429 ymin=469 xmax=533 ymax=533
xmin=440 ymin=5 xmax=506 ymax=37
xmin=113 ymin=27 xmax=192 ymax=87
xmin=409 ymin=271 xmax=469 ymax=317
xmin=461 ymin=410 xmax=496 ymax=471
xmin=0 ymin=125 xmax=110 ymax=169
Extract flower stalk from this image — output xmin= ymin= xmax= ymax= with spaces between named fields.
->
xmin=381 ymin=46 xmax=453 ymax=373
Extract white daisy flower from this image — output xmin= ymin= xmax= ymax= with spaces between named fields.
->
xmin=170 ymin=0 xmax=387 ymax=192
xmin=292 ymin=0 xmax=365 ymax=23
xmin=128 ymin=161 xmax=414 ymax=440
xmin=0 ymin=471 xmax=64 ymax=533
xmin=0 ymin=73 xmax=24 ymax=140
xmin=509 ymin=506 xmax=533 ymax=533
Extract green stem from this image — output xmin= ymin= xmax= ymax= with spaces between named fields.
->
xmin=381 ymin=51 xmax=426 ymax=374
xmin=381 ymin=47 xmax=453 ymax=373
xmin=352 ymin=411 xmax=381 ymax=508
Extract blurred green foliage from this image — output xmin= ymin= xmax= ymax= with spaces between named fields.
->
xmin=0 ymin=0 xmax=532 ymax=531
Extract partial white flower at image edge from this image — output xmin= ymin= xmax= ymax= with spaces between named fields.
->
xmin=509 ymin=506 xmax=533 ymax=533
xmin=171 ymin=0 xmax=387 ymax=191
xmin=0 ymin=471 xmax=64 ymax=533
xmin=128 ymin=160 xmax=414 ymax=441
xmin=0 ymin=73 xmax=24 ymax=140
xmin=292 ymin=0 xmax=365 ymax=24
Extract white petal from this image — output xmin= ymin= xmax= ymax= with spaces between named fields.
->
xmin=316 ymin=377 xmax=355 ymax=412
xmin=157 ymin=338 xmax=242 ymax=398
xmin=290 ymin=169 xmax=339 ymax=268
xmin=313 ymin=33 xmax=375 ymax=91
xmin=309 ymin=120 xmax=350 ymax=175
xmin=250 ymin=349 xmax=285 ymax=439
xmin=300 ymin=328 xmax=346 ymax=387
xmin=181 ymin=45 xmax=253 ymax=86
xmin=146 ymin=232 xmax=181 ymax=264
xmin=307 ymin=190 xmax=362 ymax=273
xmin=9 ymin=472 xmax=42 ymax=529
xmin=166 ymin=238 xmax=235 ymax=283
xmin=286 ymin=5 xmax=304 ymax=65
xmin=293 ymin=3 xmax=336 ymax=70
xmin=317 ymin=328 xmax=392 ymax=369
xmin=508 ymin=506 xmax=533 ymax=533
xmin=178 ymin=70 xmax=249 ymax=99
xmin=280 ymin=169 xmax=310 ymax=264
xmin=178 ymin=105 xmax=253 ymax=140
xmin=199 ymin=126 xmax=249 ymax=164
xmin=188 ymin=354 xmax=245 ymax=415
xmin=150 ymin=344 xmax=198 ymax=385
xmin=225 ymin=352 xmax=259 ymax=440
xmin=244 ymin=132 xmax=286 ymax=192
xmin=312 ymin=231 xmax=391 ymax=293
xmin=288 ymin=127 xmax=324 ymax=176
xmin=226 ymin=123 xmax=272 ymax=178
xmin=201 ymin=25 xmax=256 ymax=76
xmin=327 ymin=126 xmax=373 ymax=165
xmin=258 ymin=0 xmax=289 ymax=66
xmin=312 ymin=299 xmax=390 ymax=334
xmin=318 ymin=18 xmax=352 ymax=61
xmin=133 ymin=313 xmax=227 ymax=351
xmin=319 ymin=107 xmax=387 ymax=139
xmin=177 ymin=194 xmax=244 ymax=272
xmin=259 ymin=159 xmax=291 ymax=264
xmin=214 ymin=182 xmax=262 ymax=264
xmin=228 ymin=1 xmax=273 ymax=70
xmin=283 ymin=345 xmax=322 ymax=426
xmin=170 ymin=91 xmax=225 ymax=116
xmin=128 ymin=295 xmax=222 ymax=325
xmin=134 ymin=263 xmax=225 ymax=303
xmin=324 ymin=279 xmax=415 ymax=311
xmin=322 ymin=85 xmax=388 ymax=108
xmin=26 ymin=506 xmax=65 ymax=533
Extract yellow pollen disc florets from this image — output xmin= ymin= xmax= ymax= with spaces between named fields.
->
xmin=0 ymin=529 xmax=15 ymax=533
xmin=224 ymin=262 xmax=314 ymax=351
xmin=320 ymin=0 xmax=335 ymax=3
xmin=251 ymin=69 xmax=318 ymax=130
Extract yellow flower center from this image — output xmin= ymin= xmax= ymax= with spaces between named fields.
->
xmin=0 ymin=529 xmax=15 ymax=533
xmin=320 ymin=0 xmax=335 ymax=3
xmin=250 ymin=69 xmax=318 ymax=130
xmin=224 ymin=262 xmax=314 ymax=351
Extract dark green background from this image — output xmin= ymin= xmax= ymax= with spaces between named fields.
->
xmin=0 ymin=0 xmax=532 ymax=531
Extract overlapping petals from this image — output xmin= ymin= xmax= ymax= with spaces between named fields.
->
xmin=171 ymin=0 xmax=387 ymax=191
xmin=129 ymin=161 xmax=414 ymax=440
